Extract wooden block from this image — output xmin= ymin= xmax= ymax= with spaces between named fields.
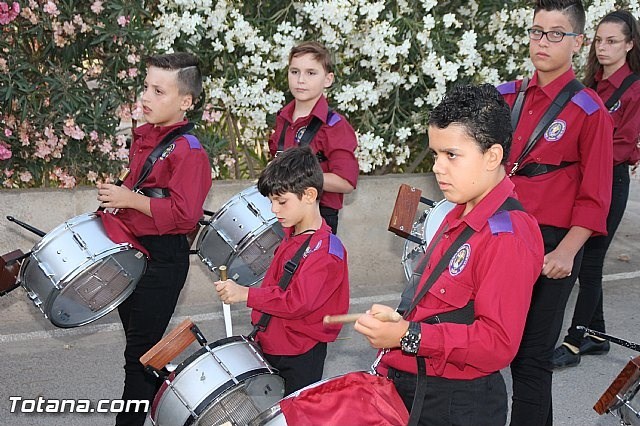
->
xmin=594 ymin=355 xmax=640 ymax=414
xmin=140 ymin=318 xmax=197 ymax=370
xmin=1 ymin=249 xmax=24 ymax=295
xmin=388 ymin=184 xmax=422 ymax=239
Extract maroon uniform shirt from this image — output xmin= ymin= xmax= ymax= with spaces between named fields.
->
xmin=248 ymin=221 xmax=350 ymax=356
xmin=117 ymin=120 xmax=212 ymax=236
xmin=378 ymin=177 xmax=544 ymax=380
xmin=268 ymin=95 xmax=359 ymax=210
xmin=498 ymin=68 xmax=613 ymax=235
xmin=594 ymin=63 xmax=640 ymax=165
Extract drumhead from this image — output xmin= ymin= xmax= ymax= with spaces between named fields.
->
xmin=197 ymin=186 xmax=284 ymax=287
xmin=402 ymin=199 xmax=455 ymax=282
xmin=18 ymin=213 xmax=146 ymax=327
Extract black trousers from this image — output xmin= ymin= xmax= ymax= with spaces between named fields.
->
xmin=388 ymin=368 xmax=507 ymax=426
xmin=320 ymin=206 xmax=339 ymax=234
xmin=510 ymin=226 xmax=584 ymax=426
xmin=564 ymin=164 xmax=630 ymax=346
xmin=263 ymin=342 xmax=327 ymax=396
xmin=115 ymin=234 xmax=190 ymax=426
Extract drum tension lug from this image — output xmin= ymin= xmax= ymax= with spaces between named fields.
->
xmin=144 ymin=365 xmax=169 ymax=379
xmin=190 ymin=324 xmax=208 ymax=347
xmin=419 ymin=197 xmax=436 ymax=207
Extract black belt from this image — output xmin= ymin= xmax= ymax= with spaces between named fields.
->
xmin=140 ymin=187 xmax=170 ymax=198
xmin=515 ymin=161 xmax=576 ymax=177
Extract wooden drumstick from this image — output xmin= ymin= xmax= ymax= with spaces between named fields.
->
xmin=219 ymin=265 xmax=233 ymax=337
xmin=323 ymin=310 xmax=402 ymax=325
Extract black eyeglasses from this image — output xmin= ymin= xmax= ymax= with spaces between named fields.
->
xmin=527 ymin=28 xmax=580 ymax=43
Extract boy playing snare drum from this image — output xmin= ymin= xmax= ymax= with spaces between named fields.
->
xmin=215 ymin=146 xmax=350 ymax=396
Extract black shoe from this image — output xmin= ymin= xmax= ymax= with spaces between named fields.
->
xmin=580 ymin=336 xmax=610 ymax=355
xmin=552 ymin=344 xmax=580 ymax=369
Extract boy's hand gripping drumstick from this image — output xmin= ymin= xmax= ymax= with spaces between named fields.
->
xmin=219 ymin=266 xmax=233 ymax=337
xmin=323 ymin=310 xmax=402 ymax=325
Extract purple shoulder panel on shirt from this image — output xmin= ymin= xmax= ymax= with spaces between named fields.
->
xmin=327 ymin=111 xmax=342 ymax=127
xmin=183 ymin=134 xmax=202 ymax=149
xmin=328 ymin=233 xmax=345 ymax=260
xmin=571 ymin=90 xmax=600 ymax=116
xmin=496 ymin=81 xmax=516 ymax=95
xmin=488 ymin=210 xmax=514 ymax=235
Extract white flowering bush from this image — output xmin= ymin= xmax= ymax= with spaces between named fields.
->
xmin=1 ymin=0 xmax=639 ymax=187
xmin=153 ymin=0 xmax=639 ymax=177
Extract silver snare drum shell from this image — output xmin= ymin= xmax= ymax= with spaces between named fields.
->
xmin=18 ymin=213 xmax=146 ymax=328
xmin=402 ymin=199 xmax=455 ymax=282
xmin=197 ymin=185 xmax=284 ymax=286
xmin=149 ymin=336 xmax=284 ymax=426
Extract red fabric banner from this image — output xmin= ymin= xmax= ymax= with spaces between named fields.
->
xmin=280 ymin=372 xmax=409 ymax=425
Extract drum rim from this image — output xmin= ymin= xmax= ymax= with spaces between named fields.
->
xmin=174 ymin=336 xmax=257 ymax=375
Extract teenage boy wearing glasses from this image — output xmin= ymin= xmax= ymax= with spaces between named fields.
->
xmin=497 ymin=1 xmax=613 ymax=425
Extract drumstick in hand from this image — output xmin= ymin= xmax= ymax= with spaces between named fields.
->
xmin=323 ymin=310 xmax=402 ymax=325
xmin=219 ymin=266 xmax=233 ymax=337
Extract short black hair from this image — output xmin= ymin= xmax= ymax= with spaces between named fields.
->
xmin=258 ymin=146 xmax=324 ymax=199
xmin=534 ymin=0 xmax=586 ymax=34
xmin=428 ymin=83 xmax=512 ymax=163
xmin=145 ymin=52 xmax=203 ymax=102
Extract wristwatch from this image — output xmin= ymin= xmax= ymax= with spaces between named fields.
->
xmin=400 ymin=321 xmax=422 ymax=355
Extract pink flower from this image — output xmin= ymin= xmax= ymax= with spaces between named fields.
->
xmin=19 ymin=171 xmax=32 ymax=183
xmin=0 ymin=2 xmax=20 ymax=25
xmin=89 ymin=130 xmax=99 ymax=141
xmin=0 ymin=143 xmax=11 ymax=160
xmin=90 ymin=1 xmax=104 ymax=14
xmin=117 ymin=15 xmax=129 ymax=27
xmin=4 ymin=128 xmax=12 ymax=137
xmin=128 ymin=68 xmax=138 ymax=78
xmin=42 ymin=1 xmax=60 ymax=17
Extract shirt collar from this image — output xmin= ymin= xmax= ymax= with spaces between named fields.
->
xmin=530 ymin=67 xmax=577 ymax=100
xmin=445 ymin=176 xmax=515 ymax=233
xmin=598 ymin=62 xmax=633 ymax=88
xmin=280 ymin=95 xmax=329 ymax=124
xmin=133 ymin=120 xmax=189 ymax=147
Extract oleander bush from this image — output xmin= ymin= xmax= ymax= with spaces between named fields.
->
xmin=1 ymin=0 xmax=638 ymax=187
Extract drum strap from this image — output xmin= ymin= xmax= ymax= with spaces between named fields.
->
xmin=276 ymin=108 xmax=334 ymax=162
xmin=509 ymin=78 xmax=584 ymax=177
xmin=402 ymin=197 xmax=524 ymax=426
xmin=248 ymin=234 xmax=314 ymax=340
xmin=592 ymin=73 xmax=640 ymax=110
xmin=131 ymin=122 xmax=195 ymax=192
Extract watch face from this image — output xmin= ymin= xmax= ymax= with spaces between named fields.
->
xmin=401 ymin=328 xmax=421 ymax=354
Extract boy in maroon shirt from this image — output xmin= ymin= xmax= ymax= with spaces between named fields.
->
xmin=268 ymin=41 xmax=359 ymax=234
xmin=355 ymin=84 xmax=544 ymax=426
xmin=496 ymin=1 xmax=613 ymax=424
xmin=215 ymin=146 xmax=350 ymax=396
xmin=97 ymin=52 xmax=212 ymax=426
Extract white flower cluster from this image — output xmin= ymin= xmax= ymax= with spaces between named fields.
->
xmin=151 ymin=0 xmax=640 ymax=176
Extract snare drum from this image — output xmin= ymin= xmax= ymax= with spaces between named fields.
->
xmin=250 ymin=372 xmax=409 ymax=426
xmin=18 ymin=213 xmax=146 ymax=327
xmin=401 ymin=199 xmax=455 ymax=281
xmin=148 ymin=336 xmax=284 ymax=426
xmin=197 ymin=186 xmax=284 ymax=286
